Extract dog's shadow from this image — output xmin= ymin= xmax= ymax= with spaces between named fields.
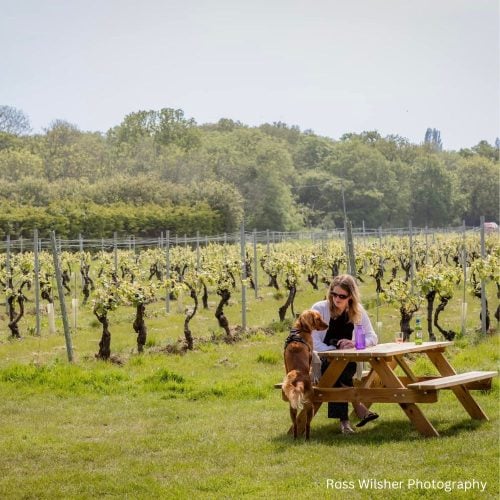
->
xmin=271 ymin=417 xmax=486 ymax=446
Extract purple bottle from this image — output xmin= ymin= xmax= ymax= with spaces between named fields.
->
xmin=354 ymin=324 xmax=366 ymax=350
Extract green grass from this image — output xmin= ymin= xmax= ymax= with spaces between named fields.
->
xmin=0 ymin=334 xmax=498 ymax=499
xmin=0 ymin=278 xmax=498 ymax=499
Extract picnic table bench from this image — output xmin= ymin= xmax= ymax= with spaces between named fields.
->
xmin=406 ymin=371 xmax=497 ymax=390
xmin=278 ymin=341 xmax=497 ymax=437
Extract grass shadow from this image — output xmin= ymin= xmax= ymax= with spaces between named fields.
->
xmin=270 ymin=415 xmax=489 ymax=446
xmin=433 ymin=417 xmax=485 ymax=436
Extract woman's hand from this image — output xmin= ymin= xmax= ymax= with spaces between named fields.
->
xmin=337 ymin=339 xmax=355 ymax=349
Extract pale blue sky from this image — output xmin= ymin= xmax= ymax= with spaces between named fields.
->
xmin=1 ymin=0 xmax=499 ymax=150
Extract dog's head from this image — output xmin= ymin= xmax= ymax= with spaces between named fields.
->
xmin=294 ymin=309 xmax=328 ymax=333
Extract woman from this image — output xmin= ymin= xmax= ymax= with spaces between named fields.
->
xmin=311 ymin=274 xmax=379 ymax=434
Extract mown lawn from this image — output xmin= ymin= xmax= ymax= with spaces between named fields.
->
xmin=0 ymin=330 xmax=498 ymax=499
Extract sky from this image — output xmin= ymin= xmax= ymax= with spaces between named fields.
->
xmin=1 ymin=0 xmax=499 ymax=150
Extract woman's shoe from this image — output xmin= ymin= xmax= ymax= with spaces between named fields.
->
xmin=340 ymin=421 xmax=355 ymax=434
xmin=356 ymin=411 xmax=379 ymax=428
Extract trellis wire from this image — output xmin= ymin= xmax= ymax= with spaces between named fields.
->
xmin=0 ymin=224 xmax=488 ymax=252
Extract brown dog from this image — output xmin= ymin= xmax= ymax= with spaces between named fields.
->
xmin=282 ymin=309 xmax=328 ymax=439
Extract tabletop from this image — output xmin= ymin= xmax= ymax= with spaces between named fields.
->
xmin=317 ymin=341 xmax=453 ymax=360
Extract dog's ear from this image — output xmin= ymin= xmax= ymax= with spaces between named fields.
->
xmin=312 ymin=311 xmax=326 ymax=330
xmin=295 ymin=314 xmax=305 ymax=331
xmin=300 ymin=311 xmax=314 ymax=331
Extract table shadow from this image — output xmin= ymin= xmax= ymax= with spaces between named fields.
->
xmin=271 ymin=416 xmax=487 ymax=446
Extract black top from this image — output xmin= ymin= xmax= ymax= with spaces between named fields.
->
xmin=323 ymin=311 xmax=354 ymax=348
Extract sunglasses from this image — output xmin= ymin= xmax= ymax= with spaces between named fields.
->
xmin=330 ymin=291 xmax=349 ymax=300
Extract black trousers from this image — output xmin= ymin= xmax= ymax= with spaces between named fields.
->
xmin=321 ymin=359 xmax=357 ymax=421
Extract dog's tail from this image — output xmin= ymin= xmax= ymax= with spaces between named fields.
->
xmin=282 ymin=370 xmax=307 ymax=411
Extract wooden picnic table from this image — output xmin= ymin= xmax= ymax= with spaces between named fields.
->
xmin=309 ymin=341 xmax=497 ymax=437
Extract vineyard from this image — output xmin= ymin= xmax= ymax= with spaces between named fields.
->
xmin=0 ymin=227 xmax=499 ymax=498
xmin=0 ymin=227 xmax=498 ymax=363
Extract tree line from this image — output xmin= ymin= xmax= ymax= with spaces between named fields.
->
xmin=0 ymin=105 xmax=498 ymax=238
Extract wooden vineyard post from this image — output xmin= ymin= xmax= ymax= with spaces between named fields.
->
xmin=240 ymin=222 xmax=247 ymax=331
xmin=480 ymin=216 xmax=487 ymax=334
xmin=165 ymin=230 xmax=170 ymax=314
xmin=253 ymin=229 xmax=258 ymax=298
xmin=50 ymin=231 xmax=74 ymax=362
xmin=34 ymin=229 xmax=41 ymax=336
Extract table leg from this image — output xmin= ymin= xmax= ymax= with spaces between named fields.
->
xmin=312 ymin=358 xmax=349 ymax=416
xmin=349 ymin=358 xmax=398 ymax=418
xmin=348 ymin=367 xmax=379 ymax=419
xmin=395 ymin=355 xmax=419 ymax=383
xmin=426 ymin=351 xmax=489 ymax=420
xmin=318 ymin=359 xmax=349 ymax=387
xmin=370 ymin=358 xmax=439 ymax=437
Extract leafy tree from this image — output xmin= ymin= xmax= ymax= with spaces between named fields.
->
xmin=341 ymin=130 xmax=382 ymax=144
xmin=258 ymin=121 xmax=302 ymax=145
xmin=323 ymin=138 xmax=410 ymax=227
xmin=0 ymin=132 xmax=24 ymax=150
xmin=187 ymin=179 xmax=244 ymax=232
xmin=0 ymin=149 xmax=44 ymax=181
xmin=295 ymin=170 xmax=345 ymax=228
xmin=199 ymin=117 xmax=247 ymax=132
xmin=471 ymin=140 xmax=499 ymax=162
xmin=109 ymin=108 xmax=201 ymax=151
xmin=292 ymin=134 xmax=336 ymax=171
xmin=245 ymin=166 xmax=303 ymax=230
xmin=424 ymin=128 xmax=443 ymax=151
xmin=410 ymin=154 xmax=454 ymax=226
xmin=86 ymin=174 xmax=179 ymax=205
xmin=455 ymin=155 xmax=499 ymax=225
xmin=201 ymin=128 xmax=300 ymax=230
xmin=0 ymin=103 xmax=497 ymax=233
xmin=39 ymin=120 xmax=109 ymax=180
xmin=0 ymin=105 xmax=31 ymax=135
xmin=458 ymin=140 xmax=499 ymax=161
xmin=373 ymin=134 xmax=418 ymax=164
